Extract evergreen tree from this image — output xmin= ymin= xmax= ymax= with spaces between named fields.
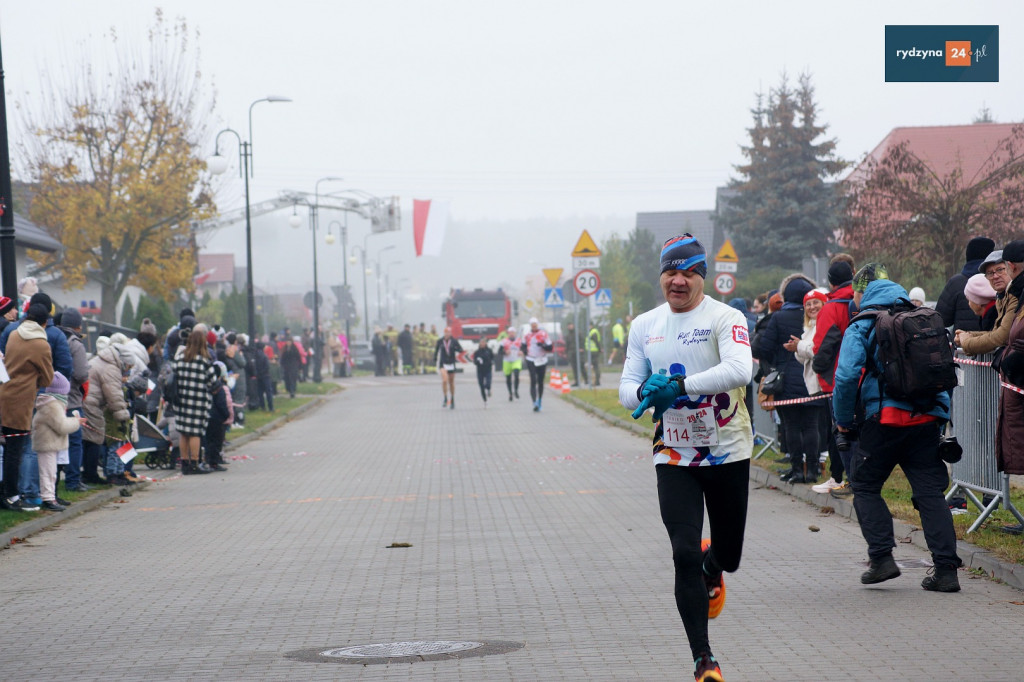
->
xmin=134 ymin=295 xmax=176 ymax=336
xmin=717 ymin=73 xmax=848 ymax=269
xmin=221 ymin=288 xmax=249 ymax=333
xmin=120 ymin=297 xmax=136 ymax=329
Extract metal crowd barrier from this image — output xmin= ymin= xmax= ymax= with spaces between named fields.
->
xmin=751 ymin=392 xmax=779 ymax=459
xmin=948 ymin=353 xmax=1024 ymax=533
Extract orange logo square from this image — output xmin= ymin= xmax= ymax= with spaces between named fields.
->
xmin=946 ymin=41 xmax=971 ymax=66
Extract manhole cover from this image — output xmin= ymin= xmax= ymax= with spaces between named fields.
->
xmin=286 ymin=639 xmax=524 ymax=664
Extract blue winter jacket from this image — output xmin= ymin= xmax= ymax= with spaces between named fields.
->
xmin=832 ymin=279 xmax=950 ymax=428
xmin=0 ymin=317 xmax=73 ymax=379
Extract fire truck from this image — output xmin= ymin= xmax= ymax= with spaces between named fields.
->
xmin=441 ymin=288 xmax=516 ymax=358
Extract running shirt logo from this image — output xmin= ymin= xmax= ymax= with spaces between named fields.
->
xmin=732 ymin=325 xmax=750 ymax=346
xmin=645 ymin=335 xmax=665 ymax=345
xmin=676 ymin=329 xmax=711 ymax=346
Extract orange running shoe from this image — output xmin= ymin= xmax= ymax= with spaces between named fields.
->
xmin=701 ymin=538 xmax=726 ymax=619
xmin=693 ymin=652 xmax=724 ymax=681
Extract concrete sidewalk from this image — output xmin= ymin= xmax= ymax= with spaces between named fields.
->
xmin=0 ymin=374 xmax=1021 ymax=681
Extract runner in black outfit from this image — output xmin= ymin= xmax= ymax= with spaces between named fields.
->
xmin=435 ymin=327 xmax=463 ymax=409
xmin=472 ymin=337 xmax=494 ymax=407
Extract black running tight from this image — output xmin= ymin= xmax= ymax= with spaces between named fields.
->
xmin=656 ymin=459 xmax=749 ymax=658
xmin=525 ymin=360 xmax=546 ymax=402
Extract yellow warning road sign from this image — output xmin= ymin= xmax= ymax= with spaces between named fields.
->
xmin=715 ymin=238 xmax=738 ymax=263
xmin=571 ymin=230 xmax=602 ymax=258
xmin=542 ymin=268 xmax=563 ymax=287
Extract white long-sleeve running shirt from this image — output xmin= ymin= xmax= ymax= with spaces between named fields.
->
xmin=620 ymin=298 xmax=754 ymax=467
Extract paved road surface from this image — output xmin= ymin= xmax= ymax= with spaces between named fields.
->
xmin=1 ymin=374 xmax=1021 ymax=681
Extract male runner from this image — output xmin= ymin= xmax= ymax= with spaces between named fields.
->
xmin=620 ymin=234 xmax=753 ymax=682
xmin=500 ymin=326 xmax=522 ymax=401
xmin=521 ymin=317 xmax=553 ymax=412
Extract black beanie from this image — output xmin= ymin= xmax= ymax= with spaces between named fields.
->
xmin=29 ymin=292 xmax=53 ymax=313
xmin=966 ymin=237 xmax=996 ymax=262
xmin=828 ymin=261 xmax=854 ymax=286
xmin=180 ymin=307 xmax=196 ymax=320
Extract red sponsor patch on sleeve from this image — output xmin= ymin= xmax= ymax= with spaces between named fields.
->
xmin=732 ymin=325 xmax=750 ymax=346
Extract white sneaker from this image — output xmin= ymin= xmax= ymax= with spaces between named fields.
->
xmin=811 ymin=477 xmax=842 ymax=494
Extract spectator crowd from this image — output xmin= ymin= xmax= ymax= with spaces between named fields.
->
xmin=0 ymin=295 xmax=351 ymax=512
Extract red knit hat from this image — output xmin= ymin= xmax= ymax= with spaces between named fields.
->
xmin=803 ymin=289 xmax=828 ymax=306
xmin=0 ymin=296 xmax=14 ymax=315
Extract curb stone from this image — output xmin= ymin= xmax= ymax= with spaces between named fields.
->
xmin=561 ymin=392 xmax=1024 ymax=592
xmin=0 ymin=395 xmax=327 ymax=551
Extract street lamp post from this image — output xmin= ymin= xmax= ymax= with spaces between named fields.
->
xmin=303 ymin=176 xmax=344 ymax=383
xmin=374 ymin=245 xmax=396 ymax=324
xmin=328 ymin=219 xmax=351 ymax=352
xmin=384 ymin=260 xmax=403 ymax=322
xmin=350 ymin=245 xmax=371 ymax=342
xmin=207 ymin=95 xmax=292 ymax=343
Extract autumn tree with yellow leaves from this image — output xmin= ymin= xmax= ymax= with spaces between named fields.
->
xmin=16 ymin=11 xmax=216 ymax=322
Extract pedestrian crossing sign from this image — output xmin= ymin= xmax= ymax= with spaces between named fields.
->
xmin=544 ymin=287 xmax=565 ymax=308
xmin=594 ymin=288 xmax=612 ymax=307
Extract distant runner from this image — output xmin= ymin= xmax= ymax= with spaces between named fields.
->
xmin=472 ymin=336 xmax=494 ymax=407
xmin=500 ymin=326 xmax=522 ymax=402
xmin=521 ymin=317 xmax=553 ymax=412
xmin=435 ymin=327 xmax=463 ymax=410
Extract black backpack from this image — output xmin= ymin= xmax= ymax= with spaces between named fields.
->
xmin=162 ymin=364 xmax=180 ymax=408
xmin=852 ymin=298 xmax=958 ymax=405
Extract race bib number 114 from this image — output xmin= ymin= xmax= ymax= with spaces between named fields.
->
xmin=662 ymin=406 xmax=719 ymax=448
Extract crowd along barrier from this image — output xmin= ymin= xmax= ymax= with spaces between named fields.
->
xmin=950 ymin=353 xmax=1024 ymax=533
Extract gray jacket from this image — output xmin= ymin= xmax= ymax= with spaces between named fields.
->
xmin=62 ymin=328 xmax=90 ymax=411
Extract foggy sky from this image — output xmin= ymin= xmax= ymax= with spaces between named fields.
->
xmin=3 ymin=1 xmax=1022 ymax=324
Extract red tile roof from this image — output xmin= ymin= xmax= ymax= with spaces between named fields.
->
xmin=848 ymin=123 xmax=1018 ymax=185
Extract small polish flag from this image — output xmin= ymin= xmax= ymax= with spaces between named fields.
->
xmin=193 ymin=268 xmax=217 ymax=286
xmin=116 ymin=442 xmax=139 ymax=463
xmin=413 ymin=199 xmax=449 ymax=257
xmin=147 ymin=379 xmax=156 ymax=395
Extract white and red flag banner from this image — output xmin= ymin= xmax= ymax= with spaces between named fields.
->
xmin=116 ymin=442 xmax=139 ymax=463
xmin=413 ymin=199 xmax=448 ymax=257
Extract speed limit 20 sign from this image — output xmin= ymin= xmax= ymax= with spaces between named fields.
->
xmin=573 ymin=269 xmax=601 ymax=297
xmin=714 ymin=272 xmax=736 ymax=295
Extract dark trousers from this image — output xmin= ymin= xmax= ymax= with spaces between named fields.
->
xmin=505 ymin=370 xmax=520 ymax=397
xmin=65 ymin=415 xmax=84 ymax=489
xmin=205 ymin=421 xmax=226 ymax=465
xmin=283 ymin=367 xmax=299 ymax=397
xmin=777 ymin=403 xmax=821 ymax=472
xmin=260 ymin=376 xmax=275 ymax=411
xmin=82 ymin=440 xmax=105 ymax=481
xmin=851 ymin=420 xmax=959 ymax=568
xmin=476 ymin=370 xmax=492 ymax=401
xmin=526 ymin=360 xmax=546 ymax=402
xmin=657 ymin=459 xmax=749 ymax=659
xmin=1 ymin=429 xmax=27 ymax=499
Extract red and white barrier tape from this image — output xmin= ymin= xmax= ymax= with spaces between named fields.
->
xmin=759 ymin=393 xmax=832 ymax=408
xmin=955 ymin=354 xmax=1024 ymax=395
xmin=954 ymin=354 xmax=992 ymax=368
xmin=1002 ymin=381 xmax=1024 ymax=396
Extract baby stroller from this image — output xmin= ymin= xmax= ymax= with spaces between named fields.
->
xmin=136 ymin=414 xmax=176 ymax=470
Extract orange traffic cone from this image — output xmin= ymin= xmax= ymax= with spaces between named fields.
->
xmin=550 ymin=369 xmax=560 ymax=389
xmin=561 ymin=373 xmax=571 ymax=394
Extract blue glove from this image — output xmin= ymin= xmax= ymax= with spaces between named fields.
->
xmin=650 ymin=374 xmax=684 ymax=422
xmin=631 ymin=371 xmax=684 ymax=421
xmin=641 ymin=371 xmax=673 ymax=397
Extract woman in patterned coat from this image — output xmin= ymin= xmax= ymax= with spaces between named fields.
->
xmin=173 ymin=327 xmax=218 ymax=475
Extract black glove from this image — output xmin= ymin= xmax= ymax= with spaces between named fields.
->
xmin=1000 ymin=341 xmax=1024 ymax=388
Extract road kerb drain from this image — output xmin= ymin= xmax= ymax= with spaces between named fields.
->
xmin=286 ymin=640 xmax=524 ymax=664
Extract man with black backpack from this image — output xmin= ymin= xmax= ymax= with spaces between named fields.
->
xmin=833 ymin=263 xmax=962 ymax=593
